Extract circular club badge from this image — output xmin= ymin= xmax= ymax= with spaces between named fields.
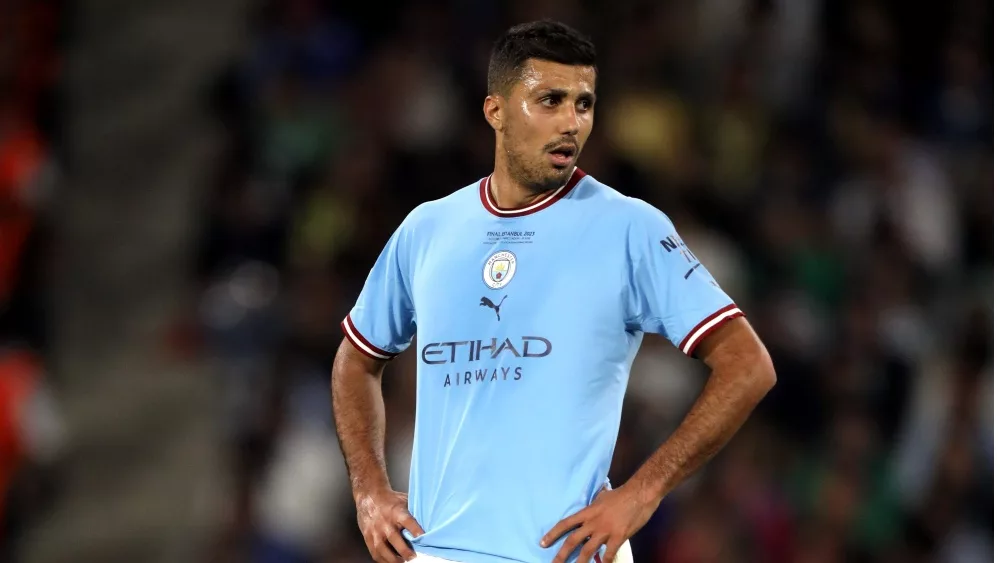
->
xmin=483 ymin=250 xmax=517 ymax=289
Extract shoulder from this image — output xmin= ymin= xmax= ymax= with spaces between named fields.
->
xmin=398 ymin=178 xmax=484 ymax=232
xmin=574 ymin=173 xmax=675 ymax=234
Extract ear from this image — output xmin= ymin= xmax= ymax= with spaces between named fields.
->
xmin=483 ymin=94 xmax=504 ymax=132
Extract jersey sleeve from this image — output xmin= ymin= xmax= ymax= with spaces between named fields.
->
xmin=624 ymin=203 xmax=744 ymax=357
xmin=340 ymin=220 xmax=417 ymax=361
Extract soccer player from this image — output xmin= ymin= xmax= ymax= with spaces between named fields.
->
xmin=332 ymin=20 xmax=776 ymax=563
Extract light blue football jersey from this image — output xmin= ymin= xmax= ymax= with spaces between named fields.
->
xmin=341 ymin=168 xmax=744 ymax=563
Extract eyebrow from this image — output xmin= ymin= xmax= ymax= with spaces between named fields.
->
xmin=538 ymin=88 xmax=596 ymax=102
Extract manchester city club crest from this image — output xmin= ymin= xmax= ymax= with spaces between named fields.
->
xmin=483 ymin=250 xmax=517 ymax=289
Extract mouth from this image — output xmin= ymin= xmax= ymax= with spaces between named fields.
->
xmin=546 ymin=144 xmax=577 ymax=168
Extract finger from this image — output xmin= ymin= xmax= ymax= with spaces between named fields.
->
xmin=399 ymin=512 xmax=426 ymax=538
xmin=362 ymin=531 xmax=380 ymax=560
xmin=604 ymin=538 xmax=624 ymax=563
xmin=363 ymin=541 xmax=377 ymax=562
xmin=553 ymin=527 xmax=591 ymax=563
xmin=385 ymin=527 xmax=417 ymax=561
xmin=542 ymin=510 xmax=587 ymax=548
xmin=577 ymin=535 xmax=606 ymax=563
xmin=374 ymin=539 xmax=403 ymax=563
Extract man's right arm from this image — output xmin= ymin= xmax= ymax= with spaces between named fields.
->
xmin=333 ymin=212 xmax=421 ymax=561
xmin=332 ymin=337 xmax=393 ymax=497
xmin=332 ymin=339 xmax=423 ymax=562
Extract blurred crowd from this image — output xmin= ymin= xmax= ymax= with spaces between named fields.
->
xmin=0 ymin=0 xmax=67 ymax=559
xmin=189 ymin=1 xmax=992 ymax=562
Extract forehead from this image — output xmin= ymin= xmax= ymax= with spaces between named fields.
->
xmin=514 ymin=58 xmax=596 ymax=95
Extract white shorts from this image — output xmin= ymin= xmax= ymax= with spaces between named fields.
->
xmin=412 ymin=539 xmax=634 ymax=563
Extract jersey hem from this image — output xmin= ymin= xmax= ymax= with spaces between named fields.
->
xmin=414 ymin=545 xmax=602 ymax=563
xmin=678 ymin=304 xmax=744 ymax=356
xmin=340 ymin=314 xmax=398 ymax=361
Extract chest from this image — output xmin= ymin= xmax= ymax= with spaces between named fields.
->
xmin=410 ymin=217 xmax=626 ymax=338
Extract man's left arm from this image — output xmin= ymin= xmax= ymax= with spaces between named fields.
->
xmin=542 ymin=319 xmax=774 ymax=563
xmin=543 ymin=205 xmax=775 ymax=563
xmin=622 ymin=316 xmax=775 ymax=504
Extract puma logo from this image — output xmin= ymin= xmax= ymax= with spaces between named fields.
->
xmin=479 ymin=295 xmax=507 ymax=321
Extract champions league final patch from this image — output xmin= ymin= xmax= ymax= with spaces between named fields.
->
xmin=483 ymin=230 xmax=536 ymax=245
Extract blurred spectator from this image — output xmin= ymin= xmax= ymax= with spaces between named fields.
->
xmin=0 ymin=345 xmax=65 ymax=562
xmin=0 ymin=2 xmax=66 ymax=559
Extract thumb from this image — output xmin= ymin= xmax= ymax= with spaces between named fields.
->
xmin=400 ymin=513 xmax=426 ymax=539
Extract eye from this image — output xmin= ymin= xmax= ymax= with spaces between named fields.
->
xmin=540 ymin=96 xmax=558 ymax=107
xmin=577 ymin=98 xmax=593 ymax=112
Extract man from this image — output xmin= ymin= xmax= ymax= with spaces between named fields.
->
xmin=332 ymin=20 xmax=775 ymax=563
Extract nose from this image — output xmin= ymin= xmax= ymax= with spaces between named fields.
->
xmin=558 ymin=104 xmax=580 ymax=137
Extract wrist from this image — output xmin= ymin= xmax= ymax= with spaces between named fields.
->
xmin=351 ymin=473 xmax=392 ymax=504
xmin=622 ymin=475 xmax=663 ymax=510
xmin=626 ymin=463 xmax=679 ymax=508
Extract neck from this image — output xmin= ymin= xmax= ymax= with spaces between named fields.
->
xmin=489 ymin=168 xmax=554 ymax=209
xmin=491 ymin=148 xmax=571 ymax=209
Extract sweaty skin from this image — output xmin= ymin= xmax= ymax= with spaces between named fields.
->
xmin=484 ymin=59 xmax=597 ymax=208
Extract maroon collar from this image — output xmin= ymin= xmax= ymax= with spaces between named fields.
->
xmin=480 ymin=168 xmax=586 ymax=218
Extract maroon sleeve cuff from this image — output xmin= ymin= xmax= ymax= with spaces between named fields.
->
xmin=340 ymin=314 xmax=397 ymax=361
xmin=678 ymin=304 xmax=745 ymax=356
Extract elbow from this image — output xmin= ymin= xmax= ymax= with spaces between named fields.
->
xmin=747 ymin=345 xmax=776 ymax=400
xmin=699 ymin=318 xmax=776 ymax=401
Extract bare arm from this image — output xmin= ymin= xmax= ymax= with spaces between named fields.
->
xmin=331 ymin=338 xmax=393 ymax=499
xmin=332 ymin=339 xmax=423 ymax=563
xmin=625 ymin=316 xmax=775 ymax=503
xmin=544 ymin=317 xmax=775 ymax=563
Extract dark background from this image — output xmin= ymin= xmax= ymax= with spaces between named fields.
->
xmin=0 ymin=0 xmax=992 ymax=562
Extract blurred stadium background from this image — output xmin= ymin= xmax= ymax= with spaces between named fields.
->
xmin=0 ymin=0 xmax=992 ymax=562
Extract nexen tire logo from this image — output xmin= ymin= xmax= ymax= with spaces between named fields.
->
xmin=421 ymin=337 xmax=552 ymax=364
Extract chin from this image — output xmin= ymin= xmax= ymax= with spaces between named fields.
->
xmin=550 ymin=164 xmax=575 ymax=182
xmin=516 ymin=159 xmax=576 ymax=194
xmin=530 ymin=170 xmax=569 ymax=193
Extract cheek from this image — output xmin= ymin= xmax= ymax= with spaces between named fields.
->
xmin=578 ymin=114 xmax=595 ymax=140
xmin=507 ymin=109 xmax=542 ymax=144
xmin=514 ymin=102 xmax=541 ymax=135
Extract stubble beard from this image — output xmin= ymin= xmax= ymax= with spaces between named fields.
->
xmin=502 ymin=136 xmax=573 ymax=195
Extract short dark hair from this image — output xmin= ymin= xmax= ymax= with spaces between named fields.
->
xmin=487 ymin=20 xmax=597 ymax=95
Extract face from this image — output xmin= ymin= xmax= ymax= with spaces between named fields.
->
xmin=485 ymin=59 xmax=596 ymax=193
